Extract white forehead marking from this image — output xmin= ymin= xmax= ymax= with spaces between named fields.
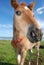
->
xmin=24 ymin=6 xmax=28 ymax=10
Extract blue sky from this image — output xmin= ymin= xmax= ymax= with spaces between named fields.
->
xmin=0 ymin=0 xmax=44 ymax=37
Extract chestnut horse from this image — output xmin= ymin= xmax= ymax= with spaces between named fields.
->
xmin=11 ymin=0 xmax=42 ymax=65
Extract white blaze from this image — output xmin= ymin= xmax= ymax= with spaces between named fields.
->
xmin=24 ymin=6 xmax=28 ymax=10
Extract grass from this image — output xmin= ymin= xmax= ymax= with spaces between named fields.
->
xmin=0 ymin=40 xmax=17 ymax=64
xmin=0 ymin=40 xmax=44 ymax=65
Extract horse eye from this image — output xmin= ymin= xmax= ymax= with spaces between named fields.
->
xmin=16 ymin=10 xmax=21 ymax=16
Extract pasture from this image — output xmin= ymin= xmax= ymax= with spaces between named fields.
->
xmin=0 ymin=40 xmax=44 ymax=65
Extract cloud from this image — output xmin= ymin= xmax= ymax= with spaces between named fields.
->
xmin=37 ymin=20 xmax=44 ymax=28
xmin=39 ymin=22 xmax=43 ymax=28
xmin=0 ymin=24 xmax=12 ymax=28
xmin=0 ymin=24 xmax=13 ymax=37
xmin=36 ymin=6 xmax=44 ymax=14
xmin=5 ymin=29 xmax=13 ymax=37
xmin=37 ymin=20 xmax=44 ymax=40
xmin=35 ymin=19 xmax=44 ymax=28
xmin=0 ymin=29 xmax=13 ymax=37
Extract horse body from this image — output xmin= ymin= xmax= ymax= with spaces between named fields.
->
xmin=11 ymin=0 xmax=42 ymax=65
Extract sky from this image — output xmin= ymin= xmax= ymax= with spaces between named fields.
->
xmin=0 ymin=0 xmax=44 ymax=37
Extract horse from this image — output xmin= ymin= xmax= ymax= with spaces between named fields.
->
xmin=11 ymin=0 xmax=42 ymax=65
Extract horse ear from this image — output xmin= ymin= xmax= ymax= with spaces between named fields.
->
xmin=11 ymin=0 xmax=18 ymax=9
xmin=20 ymin=2 xmax=26 ymax=6
xmin=28 ymin=2 xmax=35 ymax=10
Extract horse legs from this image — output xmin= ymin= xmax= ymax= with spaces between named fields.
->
xmin=28 ymin=49 xmax=32 ymax=65
xmin=17 ymin=54 xmax=21 ymax=65
xmin=35 ymin=43 xmax=40 ymax=65
xmin=14 ymin=48 xmax=21 ymax=65
xmin=20 ymin=49 xmax=27 ymax=65
xmin=36 ymin=47 xmax=39 ymax=65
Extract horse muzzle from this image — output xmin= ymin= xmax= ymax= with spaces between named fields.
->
xmin=27 ymin=25 xmax=43 ymax=43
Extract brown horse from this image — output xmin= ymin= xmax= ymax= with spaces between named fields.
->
xmin=11 ymin=0 xmax=42 ymax=65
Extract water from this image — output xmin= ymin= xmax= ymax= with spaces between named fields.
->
xmin=0 ymin=37 xmax=12 ymax=40
xmin=0 ymin=37 xmax=44 ymax=40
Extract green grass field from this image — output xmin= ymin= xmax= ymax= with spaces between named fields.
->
xmin=0 ymin=40 xmax=44 ymax=65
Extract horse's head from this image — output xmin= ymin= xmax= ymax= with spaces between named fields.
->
xmin=11 ymin=0 xmax=40 ymax=29
xmin=11 ymin=0 xmax=43 ymax=42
